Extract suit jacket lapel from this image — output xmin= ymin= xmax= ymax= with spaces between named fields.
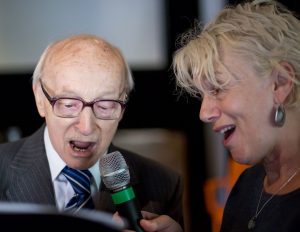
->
xmin=95 ymin=186 xmax=114 ymax=212
xmin=5 ymin=125 xmax=56 ymax=205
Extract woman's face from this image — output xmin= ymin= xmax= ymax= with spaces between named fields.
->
xmin=199 ymin=45 xmax=278 ymax=165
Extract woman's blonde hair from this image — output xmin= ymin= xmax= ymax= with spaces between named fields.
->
xmin=173 ymin=0 xmax=300 ymax=107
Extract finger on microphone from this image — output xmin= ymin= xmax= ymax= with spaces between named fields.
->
xmin=139 ymin=213 xmax=183 ymax=232
xmin=112 ymin=212 xmax=127 ymax=228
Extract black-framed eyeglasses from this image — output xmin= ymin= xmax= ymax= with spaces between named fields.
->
xmin=40 ymin=80 xmax=127 ymax=120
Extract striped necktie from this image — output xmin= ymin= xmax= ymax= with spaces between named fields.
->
xmin=61 ymin=166 xmax=94 ymax=213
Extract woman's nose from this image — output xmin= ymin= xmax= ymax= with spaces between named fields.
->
xmin=199 ymin=95 xmax=220 ymax=123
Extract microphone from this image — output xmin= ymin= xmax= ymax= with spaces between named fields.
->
xmin=100 ymin=151 xmax=145 ymax=232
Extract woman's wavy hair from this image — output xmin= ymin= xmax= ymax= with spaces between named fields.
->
xmin=173 ymin=0 xmax=300 ymax=108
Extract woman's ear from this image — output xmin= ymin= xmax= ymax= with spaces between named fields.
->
xmin=32 ymin=82 xmax=46 ymax=117
xmin=273 ymin=61 xmax=294 ymax=104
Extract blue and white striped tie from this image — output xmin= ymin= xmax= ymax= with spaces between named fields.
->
xmin=61 ymin=166 xmax=94 ymax=213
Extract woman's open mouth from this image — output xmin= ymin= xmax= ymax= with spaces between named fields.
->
xmin=220 ymin=125 xmax=235 ymax=144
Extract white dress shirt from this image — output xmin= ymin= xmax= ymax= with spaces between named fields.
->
xmin=43 ymin=127 xmax=101 ymax=210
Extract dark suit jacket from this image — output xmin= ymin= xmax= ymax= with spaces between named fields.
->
xmin=0 ymin=125 xmax=183 ymax=225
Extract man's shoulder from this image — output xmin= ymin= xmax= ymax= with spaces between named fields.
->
xmin=110 ymin=145 xmax=182 ymax=184
xmin=114 ymin=145 xmax=179 ymax=172
xmin=0 ymin=138 xmax=26 ymax=157
xmin=0 ymin=125 xmax=45 ymax=162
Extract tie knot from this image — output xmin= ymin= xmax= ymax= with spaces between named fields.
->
xmin=61 ymin=166 xmax=92 ymax=195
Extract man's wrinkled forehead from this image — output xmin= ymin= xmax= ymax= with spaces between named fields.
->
xmin=45 ymin=36 xmax=121 ymax=68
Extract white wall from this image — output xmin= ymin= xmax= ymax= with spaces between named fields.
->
xmin=0 ymin=0 xmax=167 ymax=73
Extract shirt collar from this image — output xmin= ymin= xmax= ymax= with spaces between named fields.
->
xmin=44 ymin=126 xmax=101 ymax=188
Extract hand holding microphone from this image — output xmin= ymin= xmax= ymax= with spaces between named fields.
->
xmin=100 ymin=151 xmax=145 ymax=232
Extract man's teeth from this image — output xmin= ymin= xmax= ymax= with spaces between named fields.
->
xmin=73 ymin=146 xmax=86 ymax=152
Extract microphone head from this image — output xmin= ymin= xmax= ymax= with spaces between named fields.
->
xmin=100 ymin=151 xmax=130 ymax=190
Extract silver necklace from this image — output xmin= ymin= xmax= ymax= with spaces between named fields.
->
xmin=248 ymin=168 xmax=300 ymax=230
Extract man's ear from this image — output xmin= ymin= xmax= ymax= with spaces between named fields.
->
xmin=32 ymin=82 xmax=46 ymax=117
xmin=118 ymin=110 xmax=125 ymax=122
xmin=273 ymin=61 xmax=294 ymax=104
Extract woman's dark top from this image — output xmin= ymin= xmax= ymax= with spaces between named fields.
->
xmin=220 ymin=164 xmax=300 ymax=232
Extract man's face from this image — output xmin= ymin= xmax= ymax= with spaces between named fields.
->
xmin=33 ymin=45 xmax=126 ymax=170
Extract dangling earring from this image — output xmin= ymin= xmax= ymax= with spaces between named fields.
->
xmin=274 ymin=104 xmax=285 ymax=127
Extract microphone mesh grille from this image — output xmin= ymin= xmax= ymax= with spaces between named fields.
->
xmin=100 ymin=151 xmax=130 ymax=190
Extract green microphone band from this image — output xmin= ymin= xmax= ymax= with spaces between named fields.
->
xmin=111 ymin=186 xmax=136 ymax=204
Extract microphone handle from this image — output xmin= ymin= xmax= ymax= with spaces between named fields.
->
xmin=111 ymin=186 xmax=145 ymax=232
xmin=116 ymin=198 xmax=145 ymax=232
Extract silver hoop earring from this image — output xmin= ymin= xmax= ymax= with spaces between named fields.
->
xmin=274 ymin=104 xmax=285 ymax=127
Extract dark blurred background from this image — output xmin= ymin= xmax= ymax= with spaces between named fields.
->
xmin=0 ymin=0 xmax=298 ymax=231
